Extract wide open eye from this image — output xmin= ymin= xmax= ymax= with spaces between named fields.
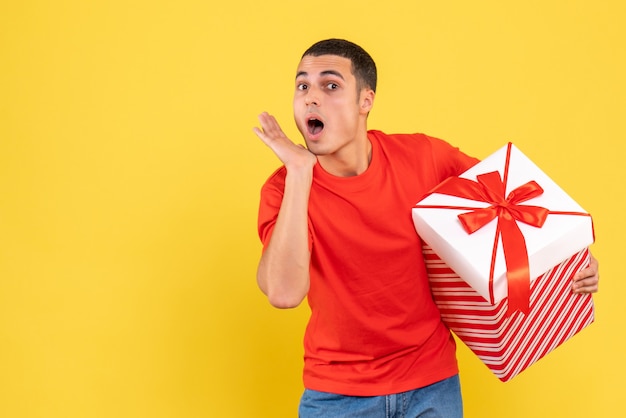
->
xmin=326 ymin=82 xmax=338 ymax=90
xmin=297 ymin=83 xmax=308 ymax=91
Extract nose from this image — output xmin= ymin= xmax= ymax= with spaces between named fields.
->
xmin=305 ymin=96 xmax=319 ymax=106
xmin=304 ymin=89 xmax=320 ymax=106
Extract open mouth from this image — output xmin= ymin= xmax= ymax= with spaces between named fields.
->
xmin=307 ymin=117 xmax=324 ymax=135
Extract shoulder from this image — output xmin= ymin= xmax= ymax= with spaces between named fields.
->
xmin=261 ymin=166 xmax=287 ymax=191
xmin=368 ymin=129 xmax=479 ymax=177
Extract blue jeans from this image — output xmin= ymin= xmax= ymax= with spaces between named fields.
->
xmin=298 ymin=374 xmax=462 ymax=418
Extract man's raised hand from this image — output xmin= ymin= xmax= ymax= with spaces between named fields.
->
xmin=253 ymin=112 xmax=317 ymax=171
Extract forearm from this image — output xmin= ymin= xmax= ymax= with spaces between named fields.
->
xmin=257 ymin=168 xmax=312 ymax=308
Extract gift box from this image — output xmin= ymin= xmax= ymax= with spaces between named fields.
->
xmin=412 ymin=143 xmax=595 ymax=381
xmin=423 ymin=244 xmax=594 ymax=382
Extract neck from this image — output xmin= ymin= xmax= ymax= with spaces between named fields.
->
xmin=317 ymin=131 xmax=372 ymax=177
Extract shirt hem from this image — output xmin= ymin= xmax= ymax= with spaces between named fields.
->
xmin=303 ymin=365 xmax=460 ymax=397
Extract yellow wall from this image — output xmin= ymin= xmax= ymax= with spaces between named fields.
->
xmin=1 ymin=1 xmax=624 ymax=417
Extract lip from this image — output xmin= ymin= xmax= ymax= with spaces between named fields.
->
xmin=305 ymin=113 xmax=325 ymax=141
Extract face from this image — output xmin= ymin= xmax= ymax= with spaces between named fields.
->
xmin=293 ymin=55 xmax=374 ymax=159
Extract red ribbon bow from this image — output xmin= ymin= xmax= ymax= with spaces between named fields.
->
xmin=429 ymin=170 xmax=549 ymax=315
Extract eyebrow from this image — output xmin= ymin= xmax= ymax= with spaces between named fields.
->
xmin=296 ymin=70 xmax=346 ymax=80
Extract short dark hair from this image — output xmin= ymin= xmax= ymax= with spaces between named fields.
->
xmin=302 ymin=38 xmax=377 ymax=93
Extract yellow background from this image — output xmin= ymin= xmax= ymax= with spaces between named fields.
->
xmin=1 ymin=1 xmax=624 ymax=417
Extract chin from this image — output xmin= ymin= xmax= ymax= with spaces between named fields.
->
xmin=303 ymin=141 xmax=323 ymax=155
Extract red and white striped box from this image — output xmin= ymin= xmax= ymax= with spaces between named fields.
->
xmin=423 ymin=244 xmax=594 ymax=382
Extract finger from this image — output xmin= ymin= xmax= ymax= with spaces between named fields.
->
xmin=253 ymin=113 xmax=306 ymax=165
xmin=574 ymin=260 xmax=598 ymax=282
xmin=573 ymin=277 xmax=599 ymax=295
xmin=574 ymin=268 xmax=593 ymax=281
xmin=252 ymin=126 xmax=268 ymax=142
xmin=257 ymin=112 xmax=286 ymax=139
xmin=572 ymin=278 xmax=599 ymax=294
xmin=253 ymin=113 xmax=286 ymax=148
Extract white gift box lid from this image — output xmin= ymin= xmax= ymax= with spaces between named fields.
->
xmin=412 ymin=143 xmax=594 ymax=304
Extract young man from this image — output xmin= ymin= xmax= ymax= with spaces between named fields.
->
xmin=253 ymin=39 xmax=599 ymax=417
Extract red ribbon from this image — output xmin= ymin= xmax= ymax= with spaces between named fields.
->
xmin=429 ymin=170 xmax=549 ymax=315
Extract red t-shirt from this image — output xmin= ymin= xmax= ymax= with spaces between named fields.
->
xmin=258 ymin=130 xmax=479 ymax=396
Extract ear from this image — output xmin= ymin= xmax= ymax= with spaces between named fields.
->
xmin=359 ymin=89 xmax=375 ymax=115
